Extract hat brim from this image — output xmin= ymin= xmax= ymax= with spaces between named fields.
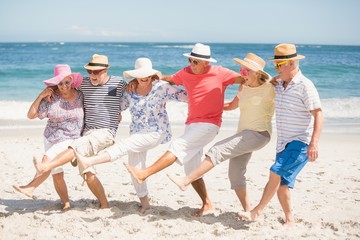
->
xmin=233 ymin=58 xmax=270 ymax=80
xmin=183 ymin=53 xmax=217 ymax=63
xmin=268 ymin=54 xmax=305 ymax=61
xmin=43 ymin=73 xmax=83 ymax=88
xmin=123 ymin=68 xmax=162 ymax=79
xmin=84 ymin=64 xmax=111 ymax=70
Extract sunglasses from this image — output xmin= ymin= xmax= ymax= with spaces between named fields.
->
xmin=240 ymin=68 xmax=253 ymax=77
xmin=188 ymin=58 xmax=200 ymax=65
xmin=58 ymin=80 xmax=71 ymax=86
xmin=86 ymin=69 xmax=106 ymax=75
xmin=274 ymin=60 xmax=290 ymax=69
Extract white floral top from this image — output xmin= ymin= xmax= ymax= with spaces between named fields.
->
xmin=120 ymin=80 xmax=187 ymax=144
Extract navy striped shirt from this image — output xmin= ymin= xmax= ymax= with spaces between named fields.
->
xmin=274 ymin=71 xmax=321 ymax=152
xmin=80 ymin=76 xmax=127 ymax=137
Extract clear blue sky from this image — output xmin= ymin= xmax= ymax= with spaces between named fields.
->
xmin=1 ymin=0 xmax=359 ymax=45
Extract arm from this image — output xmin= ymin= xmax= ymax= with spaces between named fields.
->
xmin=118 ymin=112 xmax=122 ymax=123
xmin=27 ymin=87 xmax=54 ymax=119
xmin=162 ymin=75 xmax=175 ymax=85
xmin=163 ymin=82 xmax=188 ymax=103
xmin=233 ymin=75 xmax=245 ymax=84
xmin=270 ymin=75 xmax=281 ymax=86
xmin=307 ymin=108 xmax=323 ymax=162
xmin=224 ymin=96 xmax=239 ymax=111
xmin=126 ymin=79 xmax=138 ymax=93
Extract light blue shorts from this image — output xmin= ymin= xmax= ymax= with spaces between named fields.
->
xmin=270 ymin=140 xmax=308 ymax=188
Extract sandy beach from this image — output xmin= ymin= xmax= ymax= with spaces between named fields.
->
xmin=1 ymin=119 xmax=359 ymax=240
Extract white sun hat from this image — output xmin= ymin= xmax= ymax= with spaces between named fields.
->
xmin=183 ymin=43 xmax=217 ymax=63
xmin=123 ymin=58 xmax=162 ymax=79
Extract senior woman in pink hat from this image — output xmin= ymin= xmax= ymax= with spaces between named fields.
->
xmin=13 ymin=64 xmax=84 ymax=211
xmin=75 ymin=58 xmax=187 ymax=213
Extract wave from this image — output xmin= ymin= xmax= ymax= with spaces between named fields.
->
xmin=1 ymin=97 xmax=359 ymax=122
xmin=321 ymin=97 xmax=360 ymax=118
xmin=154 ymin=45 xmax=194 ymax=49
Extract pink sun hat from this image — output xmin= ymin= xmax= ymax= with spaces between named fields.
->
xmin=43 ymin=64 xmax=83 ymax=88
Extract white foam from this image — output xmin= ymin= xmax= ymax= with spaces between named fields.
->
xmin=1 ymin=98 xmax=359 ymax=133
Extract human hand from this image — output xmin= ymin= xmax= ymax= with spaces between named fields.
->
xmin=270 ymin=75 xmax=280 ymax=86
xmin=39 ymin=87 xmax=54 ymax=102
xmin=307 ymin=142 xmax=319 ymax=162
xmin=126 ymin=79 xmax=138 ymax=93
xmin=118 ymin=112 xmax=122 ymax=123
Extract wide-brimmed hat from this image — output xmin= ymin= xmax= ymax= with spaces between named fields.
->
xmin=269 ymin=43 xmax=305 ymax=61
xmin=84 ymin=54 xmax=111 ymax=70
xmin=233 ymin=53 xmax=270 ymax=79
xmin=183 ymin=43 xmax=217 ymax=63
xmin=43 ymin=64 xmax=82 ymax=88
xmin=123 ymin=58 xmax=162 ymax=79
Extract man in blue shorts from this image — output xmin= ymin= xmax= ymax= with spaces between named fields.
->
xmin=240 ymin=43 xmax=323 ymax=226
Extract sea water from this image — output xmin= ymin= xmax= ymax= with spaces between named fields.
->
xmin=0 ymin=42 xmax=359 ymax=132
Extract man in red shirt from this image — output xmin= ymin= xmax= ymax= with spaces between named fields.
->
xmin=125 ymin=43 xmax=243 ymax=216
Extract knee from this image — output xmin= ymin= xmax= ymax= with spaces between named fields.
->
xmin=228 ymin=172 xmax=246 ymax=189
xmin=84 ymin=172 xmax=96 ymax=182
xmin=229 ymin=178 xmax=246 ymax=189
xmin=52 ymin=172 xmax=64 ymax=182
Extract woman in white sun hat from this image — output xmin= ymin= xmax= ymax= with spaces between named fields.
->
xmin=167 ymin=53 xmax=275 ymax=215
xmin=13 ymin=64 xmax=84 ymax=211
xmin=75 ymin=58 xmax=187 ymax=213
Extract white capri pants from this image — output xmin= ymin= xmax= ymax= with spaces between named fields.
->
xmin=168 ymin=122 xmax=219 ymax=175
xmin=44 ymin=138 xmax=74 ymax=175
xmin=206 ymin=130 xmax=270 ymax=189
xmin=103 ymin=131 xmax=165 ymax=198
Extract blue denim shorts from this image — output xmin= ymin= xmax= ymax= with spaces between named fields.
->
xmin=270 ymin=140 xmax=308 ymax=188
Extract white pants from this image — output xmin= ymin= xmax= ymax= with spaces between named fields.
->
xmin=103 ymin=131 xmax=165 ymax=198
xmin=44 ymin=138 xmax=74 ymax=175
xmin=168 ymin=122 xmax=219 ymax=174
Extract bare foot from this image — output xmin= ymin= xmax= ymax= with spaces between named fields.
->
xmin=62 ymin=202 xmax=71 ymax=211
xmin=167 ymin=174 xmax=188 ymax=191
xmin=238 ymin=210 xmax=259 ymax=222
xmin=282 ymin=217 xmax=295 ymax=227
xmin=99 ymin=203 xmax=110 ymax=209
xmin=123 ymin=163 xmax=145 ymax=184
xmin=33 ymin=156 xmax=47 ymax=174
xmin=12 ymin=185 xmax=35 ymax=199
xmin=75 ymin=152 xmax=90 ymax=175
xmin=192 ymin=202 xmax=214 ymax=217
xmin=139 ymin=196 xmax=151 ymax=214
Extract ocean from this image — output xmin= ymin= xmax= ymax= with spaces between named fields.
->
xmin=0 ymin=42 xmax=359 ymax=132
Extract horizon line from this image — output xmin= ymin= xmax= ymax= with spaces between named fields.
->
xmin=0 ymin=41 xmax=359 ymax=47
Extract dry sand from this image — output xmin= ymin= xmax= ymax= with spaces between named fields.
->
xmin=1 ymin=122 xmax=359 ymax=239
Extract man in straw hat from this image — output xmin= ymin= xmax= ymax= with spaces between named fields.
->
xmin=240 ymin=43 xmax=323 ymax=226
xmin=35 ymin=54 xmax=127 ymax=209
xmin=125 ymin=43 xmax=245 ymax=216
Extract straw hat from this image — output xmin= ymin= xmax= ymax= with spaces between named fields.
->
xmin=233 ymin=53 xmax=270 ymax=79
xmin=84 ymin=54 xmax=111 ymax=70
xmin=268 ymin=43 xmax=305 ymax=61
xmin=123 ymin=58 xmax=162 ymax=79
xmin=183 ymin=43 xmax=217 ymax=63
xmin=43 ymin=64 xmax=82 ymax=88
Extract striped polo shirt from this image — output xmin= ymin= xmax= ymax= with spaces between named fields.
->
xmin=274 ymin=70 xmax=321 ymax=152
xmin=80 ymin=76 xmax=127 ymax=137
